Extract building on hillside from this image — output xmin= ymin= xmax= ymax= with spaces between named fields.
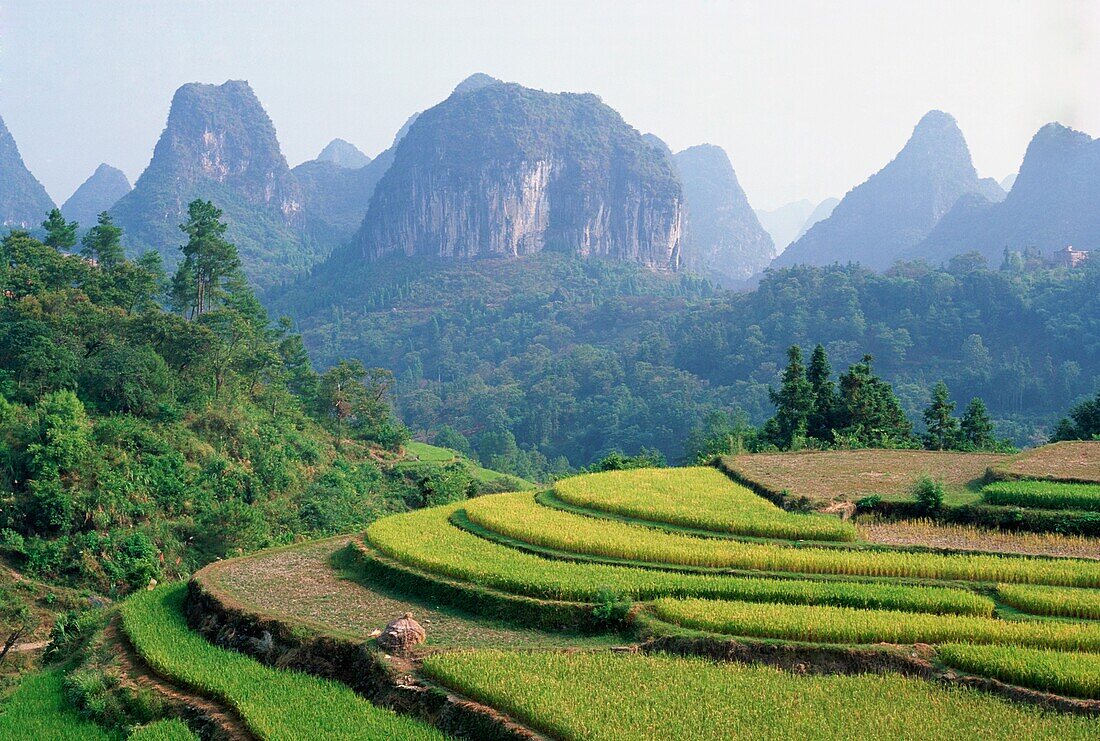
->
xmin=1049 ymin=245 xmax=1089 ymax=268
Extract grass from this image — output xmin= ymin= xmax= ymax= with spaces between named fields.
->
xmin=554 ymin=467 xmax=857 ymax=541
xmin=119 ymin=584 xmax=444 ymax=741
xmin=983 ymin=480 xmax=1100 ymax=511
xmin=996 ymin=442 xmax=1100 ymax=483
xmin=720 ymin=449 xmax=1003 ymax=505
xmin=857 ymin=519 xmax=1100 ymax=560
xmin=0 ymin=668 xmax=119 ymax=740
xmin=939 ymin=643 xmax=1100 ymax=700
xmin=450 ymin=492 xmax=1100 ymax=588
xmin=421 ymin=650 xmax=1100 ymax=740
xmin=650 ymin=597 xmax=1100 ymax=652
xmin=997 ymin=583 xmax=1100 ymax=620
xmin=128 ymin=719 xmax=199 ymax=740
xmin=368 ymin=503 xmax=993 ymax=615
xmin=399 ymin=441 xmax=536 ymax=489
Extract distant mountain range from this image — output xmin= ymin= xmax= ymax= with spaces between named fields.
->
xmin=61 ymin=163 xmax=132 ymax=226
xmin=775 ymin=111 xmax=1004 ymax=271
xmin=756 ymin=198 xmax=838 ymax=254
xmin=316 ymin=138 xmax=371 ymax=169
xmin=912 ymin=123 xmax=1100 ymax=264
xmin=0 ymin=113 xmax=55 ymax=229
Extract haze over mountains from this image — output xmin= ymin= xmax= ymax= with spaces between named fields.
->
xmin=60 ymin=163 xmax=132 ymax=226
xmin=0 ymin=113 xmax=55 ymax=229
xmin=2 ymin=75 xmax=1097 ymax=286
xmin=775 ymin=111 xmax=1005 ymax=271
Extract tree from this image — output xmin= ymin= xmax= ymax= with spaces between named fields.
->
xmin=806 ymin=344 xmax=838 ymax=441
xmin=41 ymin=209 xmax=77 ymax=252
xmin=922 ymin=381 xmax=960 ymax=450
xmin=80 ymin=212 xmax=125 ymax=271
xmin=1051 ymin=390 xmax=1100 ymax=442
xmin=171 ymin=200 xmax=241 ymax=318
xmin=766 ymin=345 xmax=814 ymax=449
xmin=960 ymin=398 xmax=996 ymax=450
xmin=317 ymin=360 xmax=406 ymax=448
xmin=836 ymin=355 xmax=914 ymax=447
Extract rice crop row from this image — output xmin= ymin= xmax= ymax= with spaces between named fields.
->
xmin=983 ymin=481 xmax=1100 ymax=512
xmin=458 ymin=492 xmax=1100 ymax=587
xmin=0 ymin=669 xmax=117 ymax=740
xmin=421 ymin=650 xmax=1100 ymax=740
xmin=366 ymin=503 xmax=992 ymax=615
xmin=119 ymin=584 xmax=443 ymax=741
xmin=128 ymin=719 xmax=200 ymax=741
xmin=939 ymin=643 xmax=1100 ymax=700
xmin=553 ymin=467 xmax=857 ymax=541
xmin=996 ymin=583 xmax=1100 ymax=620
xmin=650 ymin=597 xmax=1100 ymax=652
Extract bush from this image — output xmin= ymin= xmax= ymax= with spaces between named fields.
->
xmin=913 ymin=477 xmax=944 ymax=513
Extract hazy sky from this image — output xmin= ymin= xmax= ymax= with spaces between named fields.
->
xmin=1 ymin=1 xmax=1098 ymax=210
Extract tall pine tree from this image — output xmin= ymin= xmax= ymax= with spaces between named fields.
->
xmin=923 ymin=381 xmax=961 ymax=450
xmin=765 ymin=345 xmax=814 ymax=449
xmin=960 ymin=397 xmax=995 ymax=450
xmin=806 ymin=344 xmax=838 ymax=442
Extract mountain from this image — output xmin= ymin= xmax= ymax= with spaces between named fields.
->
xmin=316 ymin=138 xmax=371 ymax=169
xmin=0 ymin=113 xmax=55 ymax=229
xmin=674 ymin=144 xmax=774 ymax=283
xmin=1001 ymin=173 xmax=1017 ymax=193
xmin=794 ymin=197 xmax=839 ymax=243
xmin=755 ymin=200 xmax=814 ymax=253
xmin=110 ymin=80 xmax=323 ymax=289
xmin=775 ymin=111 xmax=1003 ymax=270
xmin=350 ymin=81 xmax=683 ymax=268
xmin=914 ymin=123 xmax=1100 ymax=265
xmin=60 ymin=164 xmax=132 ymax=226
xmin=291 ymin=156 xmax=390 ymax=245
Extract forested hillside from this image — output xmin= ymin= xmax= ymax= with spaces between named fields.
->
xmin=0 ymin=207 xmax=496 ymax=597
xmin=276 ymin=251 xmax=1100 ymax=475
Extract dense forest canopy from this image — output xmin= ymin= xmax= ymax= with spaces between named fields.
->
xmin=275 ymin=250 xmax=1100 ymax=477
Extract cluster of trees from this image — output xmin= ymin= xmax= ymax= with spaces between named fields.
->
xmin=0 ymin=205 xmax=451 ymax=595
xmin=275 ymin=252 xmax=1099 ymax=473
xmin=760 ymin=345 xmax=1003 ymax=453
xmin=1052 ymin=388 xmax=1100 ymax=441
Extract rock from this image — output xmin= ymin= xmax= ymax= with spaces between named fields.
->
xmin=377 ymin=612 xmax=426 ymax=653
xmin=146 ymin=577 xmax=158 ymax=591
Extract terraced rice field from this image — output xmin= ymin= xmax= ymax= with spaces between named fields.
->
xmin=120 ymin=584 xmax=443 ymax=741
xmin=939 ymin=644 xmax=1100 ymax=700
xmin=983 ymin=480 xmax=1100 ymax=511
xmin=553 ymin=467 xmax=857 ymax=540
xmin=421 ymin=651 xmax=1100 ymax=740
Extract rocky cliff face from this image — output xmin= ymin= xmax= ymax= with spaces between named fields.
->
xmin=110 ymin=80 xmax=318 ymax=288
xmin=674 ymin=144 xmax=774 ymax=284
xmin=353 ymin=82 xmax=683 ymax=269
xmin=775 ymin=111 xmax=1003 ymax=271
xmin=914 ymin=123 xmax=1100 ymax=264
xmin=61 ymin=163 xmax=132 ymax=226
xmin=316 ymin=139 xmax=371 ymax=169
xmin=0 ymin=113 xmax=55 ymax=229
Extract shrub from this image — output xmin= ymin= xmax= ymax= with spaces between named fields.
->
xmin=913 ymin=477 xmax=945 ymax=513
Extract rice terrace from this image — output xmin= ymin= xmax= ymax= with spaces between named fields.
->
xmin=5 ymin=2 xmax=1100 ymax=739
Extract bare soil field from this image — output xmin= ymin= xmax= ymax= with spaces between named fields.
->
xmin=722 ymin=449 xmax=1007 ymax=505
xmin=997 ymin=442 xmax=1100 ymax=483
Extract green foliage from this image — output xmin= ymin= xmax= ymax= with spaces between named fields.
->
xmin=765 ymin=345 xmax=814 ymax=448
xmin=923 ymin=381 xmax=961 ymax=450
xmin=120 ymin=585 xmax=443 ymax=740
xmin=170 ymin=200 xmax=242 ymax=317
xmin=1051 ymin=389 xmax=1100 ymax=442
xmin=682 ymin=410 xmax=761 ymax=462
xmin=0 ymin=669 xmax=118 ymax=740
xmin=982 ymin=480 xmax=1100 ymax=512
xmin=939 ymin=644 xmax=1100 ymax=700
xmin=42 ymin=208 xmax=78 ymax=252
xmin=0 ymin=214 xmax=413 ymax=594
xmin=582 ymin=449 xmax=666 ymax=472
xmin=913 ymin=476 xmax=946 ymax=513
xmin=421 ymin=650 xmax=1100 ymax=740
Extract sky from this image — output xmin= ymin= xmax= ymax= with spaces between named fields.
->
xmin=1 ymin=1 xmax=1098 ymax=211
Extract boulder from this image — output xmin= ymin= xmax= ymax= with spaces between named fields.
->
xmin=377 ymin=612 xmax=426 ymax=653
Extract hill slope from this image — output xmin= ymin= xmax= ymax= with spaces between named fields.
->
xmin=0 ymin=113 xmax=55 ymax=229
xmin=776 ymin=111 xmax=1003 ymax=270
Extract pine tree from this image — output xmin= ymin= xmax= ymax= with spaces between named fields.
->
xmin=960 ymin=397 xmax=995 ymax=450
xmin=172 ymin=200 xmax=242 ymax=318
xmin=80 ymin=212 xmax=125 ymax=271
xmin=837 ymin=355 xmax=914 ymax=447
xmin=806 ymin=344 xmax=837 ymax=442
xmin=767 ymin=345 xmax=814 ymax=449
xmin=923 ymin=381 xmax=961 ymax=450
xmin=42 ymin=209 xmax=78 ymax=252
